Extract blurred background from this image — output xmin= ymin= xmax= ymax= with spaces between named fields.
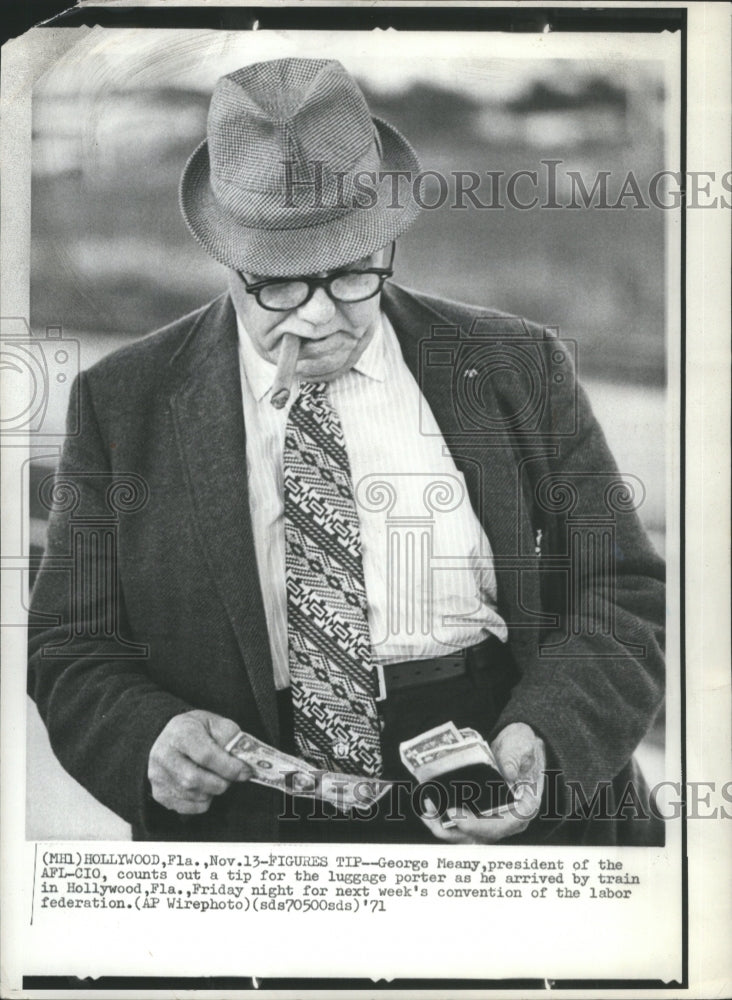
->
xmin=26 ymin=29 xmax=671 ymax=838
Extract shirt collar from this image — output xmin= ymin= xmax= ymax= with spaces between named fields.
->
xmin=236 ymin=311 xmax=387 ymax=402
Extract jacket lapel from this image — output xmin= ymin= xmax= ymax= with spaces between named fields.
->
xmin=382 ymin=284 xmax=541 ymax=667
xmin=168 ymin=295 xmax=278 ymax=741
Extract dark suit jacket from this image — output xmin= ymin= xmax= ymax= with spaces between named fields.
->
xmin=28 ymin=283 xmax=665 ymax=841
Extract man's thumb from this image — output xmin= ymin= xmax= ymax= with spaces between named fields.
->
xmin=500 ymin=757 xmax=520 ymax=784
xmin=201 ymin=712 xmax=242 ymax=749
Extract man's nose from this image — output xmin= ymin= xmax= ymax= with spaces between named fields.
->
xmin=295 ymin=285 xmax=337 ymax=328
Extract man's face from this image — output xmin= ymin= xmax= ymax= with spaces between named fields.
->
xmin=228 ymin=247 xmax=390 ymax=382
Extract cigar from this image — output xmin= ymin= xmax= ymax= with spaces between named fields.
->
xmin=270 ymin=332 xmax=301 ymax=409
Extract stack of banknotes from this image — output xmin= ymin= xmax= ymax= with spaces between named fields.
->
xmin=399 ymin=721 xmax=513 ymax=822
xmin=399 ymin=720 xmax=501 ymax=781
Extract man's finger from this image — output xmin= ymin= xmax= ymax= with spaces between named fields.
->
xmin=170 ymin=717 xmax=249 ymax=782
xmin=150 ymin=774 xmax=215 ymax=804
xmin=169 ymin=754 xmax=231 ymax=797
xmin=501 ymin=744 xmax=537 ymax=781
xmin=158 ymin=792 xmax=213 ymax=816
xmin=188 ymin=736 xmax=252 ymax=783
xmin=501 ymin=758 xmax=519 ymax=783
xmin=418 ymin=799 xmax=473 ymax=842
xmin=450 ymin=809 xmax=531 ymax=842
xmin=516 ymin=742 xmax=544 ymax=779
xmin=419 ymin=809 xmax=473 ymax=843
xmin=530 ymin=739 xmax=547 ymax=775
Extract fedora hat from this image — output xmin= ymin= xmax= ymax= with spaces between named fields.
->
xmin=180 ymin=58 xmax=422 ymax=277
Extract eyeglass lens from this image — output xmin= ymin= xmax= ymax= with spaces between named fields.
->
xmin=257 ymin=271 xmax=383 ymax=310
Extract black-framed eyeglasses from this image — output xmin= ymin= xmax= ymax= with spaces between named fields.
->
xmin=240 ymin=243 xmax=396 ymax=312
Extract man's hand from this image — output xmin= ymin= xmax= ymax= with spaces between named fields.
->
xmin=148 ymin=710 xmax=253 ymax=815
xmin=419 ymin=722 xmax=546 ymax=844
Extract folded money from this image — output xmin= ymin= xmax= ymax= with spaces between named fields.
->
xmin=225 ymin=731 xmax=392 ymax=813
xmin=400 ymin=721 xmax=499 ymax=779
xmin=400 ymin=721 xmax=462 ymax=773
xmin=399 ymin=721 xmax=514 ymax=823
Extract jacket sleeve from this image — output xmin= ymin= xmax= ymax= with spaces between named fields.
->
xmin=488 ymin=336 xmax=666 ymax=794
xmin=27 ymin=372 xmax=193 ymax=829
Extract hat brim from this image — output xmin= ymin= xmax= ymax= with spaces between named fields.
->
xmin=179 ymin=117 xmax=422 ymax=277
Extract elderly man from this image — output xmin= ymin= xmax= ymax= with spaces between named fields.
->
xmin=28 ymin=58 xmax=665 ymax=844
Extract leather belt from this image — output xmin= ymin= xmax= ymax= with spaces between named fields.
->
xmin=373 ymin=636 xmax=500 ymax=701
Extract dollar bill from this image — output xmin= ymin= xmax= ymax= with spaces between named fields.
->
xmin=408 ymin=737 xmax=498 ymax=783
xmin=225 ymin=731 xmax=391 ymax=813
xmin=399 ymin=721 xmax=502 ymax=778
xmin=399 ymin=721 xmax=514 ymax=825
xmin=399 ymin=721 xmax=462 ymax=772
xmin=318 ymin=772 xmax=393 ymax=811
xmin=225 ymin=731 xmax=316 ymax=780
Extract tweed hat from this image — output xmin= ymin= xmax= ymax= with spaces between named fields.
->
xmin=180 ymin=58 xmax=422 ymax=277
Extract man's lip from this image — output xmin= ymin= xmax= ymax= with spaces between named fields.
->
xmin=296 ymin=333 xmax=347 ymax=355
xmin=283 ymin=331 xmax=342 ymax=344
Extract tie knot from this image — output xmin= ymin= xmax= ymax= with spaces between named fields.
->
xmin=295 ymin=381 xmax=330 ymax=411
xmin=299 ymin=380 xmax=328 ymax=399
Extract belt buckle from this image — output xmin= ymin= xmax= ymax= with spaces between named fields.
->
xmin=373 ymin=661 xmax=387 ymax=702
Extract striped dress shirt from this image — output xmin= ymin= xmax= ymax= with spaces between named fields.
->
xmin=237 ymin=311 xmax=508 ymax=690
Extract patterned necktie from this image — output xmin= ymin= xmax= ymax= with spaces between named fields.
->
xmin=283 ymin=380 xmax=383 ymax=777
